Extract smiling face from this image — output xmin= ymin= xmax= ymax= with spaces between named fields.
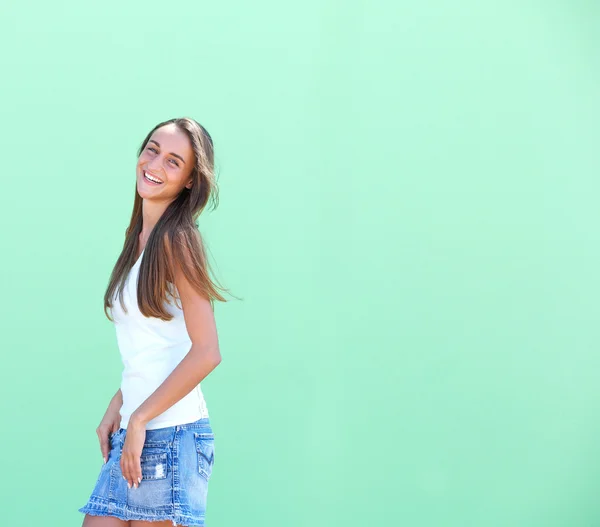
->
xmin=136 ymin=124 xmax=196 ymax=200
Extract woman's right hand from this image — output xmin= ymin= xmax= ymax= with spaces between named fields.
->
xmin=97 ymin=410 xmax=121 ymax=464
xmin=96 ymin=390 xmax=123 ymax=464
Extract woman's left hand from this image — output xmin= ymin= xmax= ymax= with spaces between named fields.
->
xmin=120 ymin=419 xmax=146 ymax=488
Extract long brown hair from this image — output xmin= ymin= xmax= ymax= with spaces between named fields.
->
xmin=103 ymin=117 xmax=233 ymax=321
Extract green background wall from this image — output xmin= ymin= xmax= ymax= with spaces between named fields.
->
xmin=0 ymin=1 xmax=599 ymax=526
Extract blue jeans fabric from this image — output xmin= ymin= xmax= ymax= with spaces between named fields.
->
xmin=78 ymin=418 xmax=215 ymax=526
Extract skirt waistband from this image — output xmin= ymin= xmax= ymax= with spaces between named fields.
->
xmin=113 ymin=417 xmax=212 ymax=438
xmin=175 ymin=417 xmax=211 ymax=431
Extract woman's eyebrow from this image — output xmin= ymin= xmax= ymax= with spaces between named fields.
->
xmin=148 ymin=140 xmax=186 ymax=164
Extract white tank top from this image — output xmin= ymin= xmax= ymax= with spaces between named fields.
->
xmin=111 ymin=248 xmax=209 ymax=430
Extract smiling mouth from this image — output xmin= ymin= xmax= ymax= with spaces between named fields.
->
xmin=143 ymin=171 xmax=163 ymax=185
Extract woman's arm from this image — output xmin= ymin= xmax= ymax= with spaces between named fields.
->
xmin=110 ymin=388 xmax=123 ymax=408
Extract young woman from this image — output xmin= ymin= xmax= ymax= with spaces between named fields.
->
xmin=79 ymin=117 xmax=229 ymax=527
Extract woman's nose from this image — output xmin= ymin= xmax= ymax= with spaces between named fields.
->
xmin=147 ymin=156 xmax=163 ymax=173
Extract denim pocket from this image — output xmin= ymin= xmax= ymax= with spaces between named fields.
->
xmin=193 ymin=432 xmax=215 ymax=480
xmin=140 ymin=440 xmax=170 ymax=481
xmin=140 ymin=452 xmax=168 ymax=480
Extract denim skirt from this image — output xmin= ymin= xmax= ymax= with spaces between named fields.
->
xmin=78 ymin=418 xmax=215 ymax=526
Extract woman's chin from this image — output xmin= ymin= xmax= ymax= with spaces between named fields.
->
xmin=137 ymin=179 xmax=159 ymax=197
xmin=137 ymin=185 xmax=154 ymax=199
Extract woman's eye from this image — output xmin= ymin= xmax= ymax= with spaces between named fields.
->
xmin=147 ymin=146 xmax=178 ymax=167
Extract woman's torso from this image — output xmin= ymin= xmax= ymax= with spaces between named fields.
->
xmin=111 ymin=248 xmax=209 ymax=430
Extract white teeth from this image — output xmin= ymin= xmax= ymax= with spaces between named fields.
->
xmin=144 ymin=172 xmax=163 ymax=184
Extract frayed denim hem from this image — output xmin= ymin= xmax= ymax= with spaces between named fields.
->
xmin=78 ymin=496 xmax=206 ymax=526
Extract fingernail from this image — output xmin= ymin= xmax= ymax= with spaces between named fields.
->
xmin=103 ymin=457 xmax=107 ymax=464
xmin=137 ymin=477 xmax=142 ymax=484
xmin=133 ymin=483 xmax=138 ymax=489
xmin=127 ymin=482 xmax=131 ymax=489
xmin=123 ymin=476 xmax=127 ymax=481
